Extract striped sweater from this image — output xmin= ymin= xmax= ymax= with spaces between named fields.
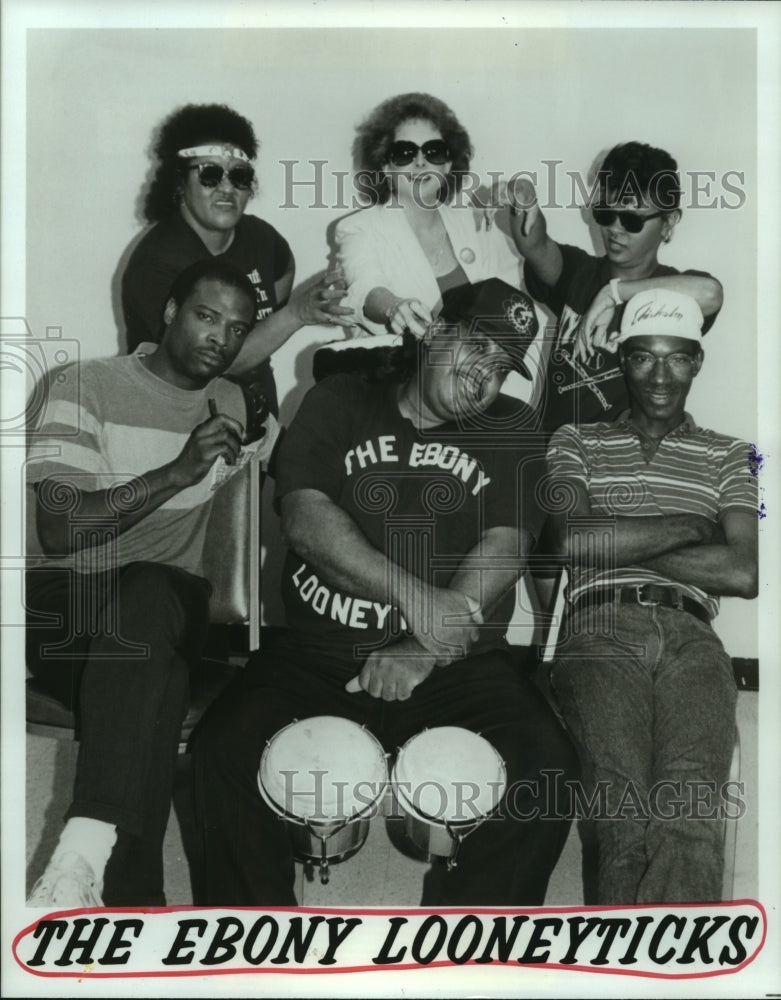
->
xmin=26 ymin=347 xmax=245 ymax=577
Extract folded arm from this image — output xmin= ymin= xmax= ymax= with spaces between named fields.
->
xmin=549 ymin=478 xmax=719 ymax=567
xmin=447 ymin=524 xmax=529 ymax=619
xmin=281 ymin=488 xmax=526 ymax=665
xmin=639 ymin=508 xmax=757 ymax=598
xmin=336 ymin=517 xmax=527 ymax=702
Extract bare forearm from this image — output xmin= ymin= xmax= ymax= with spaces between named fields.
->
xmin=641 ymin=544 xmax=758 ymax=598
xmin=36 ymin=410 xmax=244 ymax=555
xmin=508 ymin=203 xmax=546 ymax=254
xmin=559 ymin=512 xmax=713 ymax=567
xmin=227 ymin=306 xmax=302 ymax=375
xmin=282 ymin=491 xmax=494 ymax=661
xmin=614 ymin=274 xmax=723 ymax=317
xmin=35 ymin=464 xmax=184 ymax=555
xmin=448 ymin=527 xmax=526 ymax=617
xmin=230 ymin=272 xmax=354 ymax=373
xmin=508 ymin=209 xmax=562 ymax=288
xmin=282 ymin=492 xmax=426 ymax=613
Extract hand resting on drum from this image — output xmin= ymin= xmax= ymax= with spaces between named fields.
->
xmin=346 ymin=637 xmax=439 ymax=701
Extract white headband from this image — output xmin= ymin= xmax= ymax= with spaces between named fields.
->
xmin=177 ymin=144 xmax=251 ymax=162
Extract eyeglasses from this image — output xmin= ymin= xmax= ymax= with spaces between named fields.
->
xmin=388 ymin=139 xmax=450 ymax=167
xmin=626 ymin=351 xmax=697 ymax=375
xmin=187 ymin=163 xmax=255 ymax=190
xmin=592 ymin=206 xmax=665 ymax=234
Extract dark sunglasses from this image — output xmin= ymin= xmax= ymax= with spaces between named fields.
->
xmin=388 ymin=139 xmax=450 ymax=167
xmin=592 ymin=206 xmax=665 ymax=234
xmin=187 ymin=163 xmax=255 ymax=190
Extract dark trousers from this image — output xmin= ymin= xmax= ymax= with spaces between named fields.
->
xmin=192 ymin=635 xmax=578 ymax=906
xmin=26 ymin=561 xmax=211 ymax=905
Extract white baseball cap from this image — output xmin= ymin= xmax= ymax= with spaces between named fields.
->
xmin=616 ymin=288 xmax=704 ymax=344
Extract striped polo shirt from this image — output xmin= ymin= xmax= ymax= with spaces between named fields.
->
xmin=546 ymin=412 xmax=757 ymax=618
xmin=26 ymin=347 xmax=245 ymax=577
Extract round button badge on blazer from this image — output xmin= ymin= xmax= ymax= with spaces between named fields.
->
xmin=459 ymin=247 xmax=476 ymax=265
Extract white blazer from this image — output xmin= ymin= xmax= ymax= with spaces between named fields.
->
xmin=335 ymin=200 xmax=527 ymax=337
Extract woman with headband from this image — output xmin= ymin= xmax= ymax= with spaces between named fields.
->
xmin=334 ymin=93 xmax=530 ymax=340
xmin=122 ymin=103 xmax=352 ymax=417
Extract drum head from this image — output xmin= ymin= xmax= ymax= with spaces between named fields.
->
xmin=259 ymin=716 xmax=387 ymax=822
xmin=392 ymin=726 xmax=506 ymax=824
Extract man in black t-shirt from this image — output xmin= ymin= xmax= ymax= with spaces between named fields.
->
xmin=192 ymin=279 xmax=576 ymax=907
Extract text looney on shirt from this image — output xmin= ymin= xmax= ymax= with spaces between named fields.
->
xmin=291 ymin=561 xmax=406 ymax=633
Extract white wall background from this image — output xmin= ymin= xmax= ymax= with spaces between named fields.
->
xmin=24 ymin=25 xmax=758 ymax=654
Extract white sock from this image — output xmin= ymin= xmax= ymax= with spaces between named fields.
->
xmin=52 ymin=817 xmax=118 ymax=885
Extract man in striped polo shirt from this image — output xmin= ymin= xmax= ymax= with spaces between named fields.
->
xmin=546 ymin=288 xmax=757 ymax=904
xmin=25 ymin=259 xmax=271 ymax=908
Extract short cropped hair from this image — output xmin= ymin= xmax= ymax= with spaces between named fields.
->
xmin=599 ymin=141 xmax=682 ymax=212
xmin=143 ymin=103 xmax=259 ymax=223
xmin=352 ymin=92 xmax=473 ymax=205
xmin=165 ymin=259 xmax=257 ymax=317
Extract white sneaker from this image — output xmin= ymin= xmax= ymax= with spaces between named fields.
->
xmin=27 ymin=851 xmax=104 ymax=908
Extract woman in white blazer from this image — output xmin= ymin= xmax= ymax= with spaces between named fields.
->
xmin=335 ymin=93 xmax=525 ymax=339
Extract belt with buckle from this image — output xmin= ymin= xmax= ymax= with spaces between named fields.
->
xmin=571 ymin=584 xmax=711 ymax=626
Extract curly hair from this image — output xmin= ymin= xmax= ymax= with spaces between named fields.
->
xmin=599 ymin=141 xmax=682 ymax=212
xmin=143 ymin=104 xmax=259 ymax=222
xmin=313 ymin=332 xmax=420 ymax=385
xmin=352 ymin=92 xmax=473 ymax=205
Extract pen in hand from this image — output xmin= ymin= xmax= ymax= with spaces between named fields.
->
xmin=208 ymin=397 xmax=246 ymax=467
xmin=208 ymin=396 xmax=235 ymax=467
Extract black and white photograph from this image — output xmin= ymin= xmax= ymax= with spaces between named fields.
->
xmin=2 ymin=1 xmax=779 ymax=996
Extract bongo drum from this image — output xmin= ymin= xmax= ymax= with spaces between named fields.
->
xmin=391 ymin=727 xmax=507 ymax=870
xmin=257 ymin=716 xmax=387 ymax=883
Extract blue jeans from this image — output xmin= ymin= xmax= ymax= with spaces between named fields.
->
xmin=551 ymin=603 xmax=737 ymax=904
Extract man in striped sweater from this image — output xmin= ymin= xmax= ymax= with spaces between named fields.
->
xmin=546 ymin=288 xmax=757 ymax=904
xmin=25 ymin=259 xmax=267 ymax=908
